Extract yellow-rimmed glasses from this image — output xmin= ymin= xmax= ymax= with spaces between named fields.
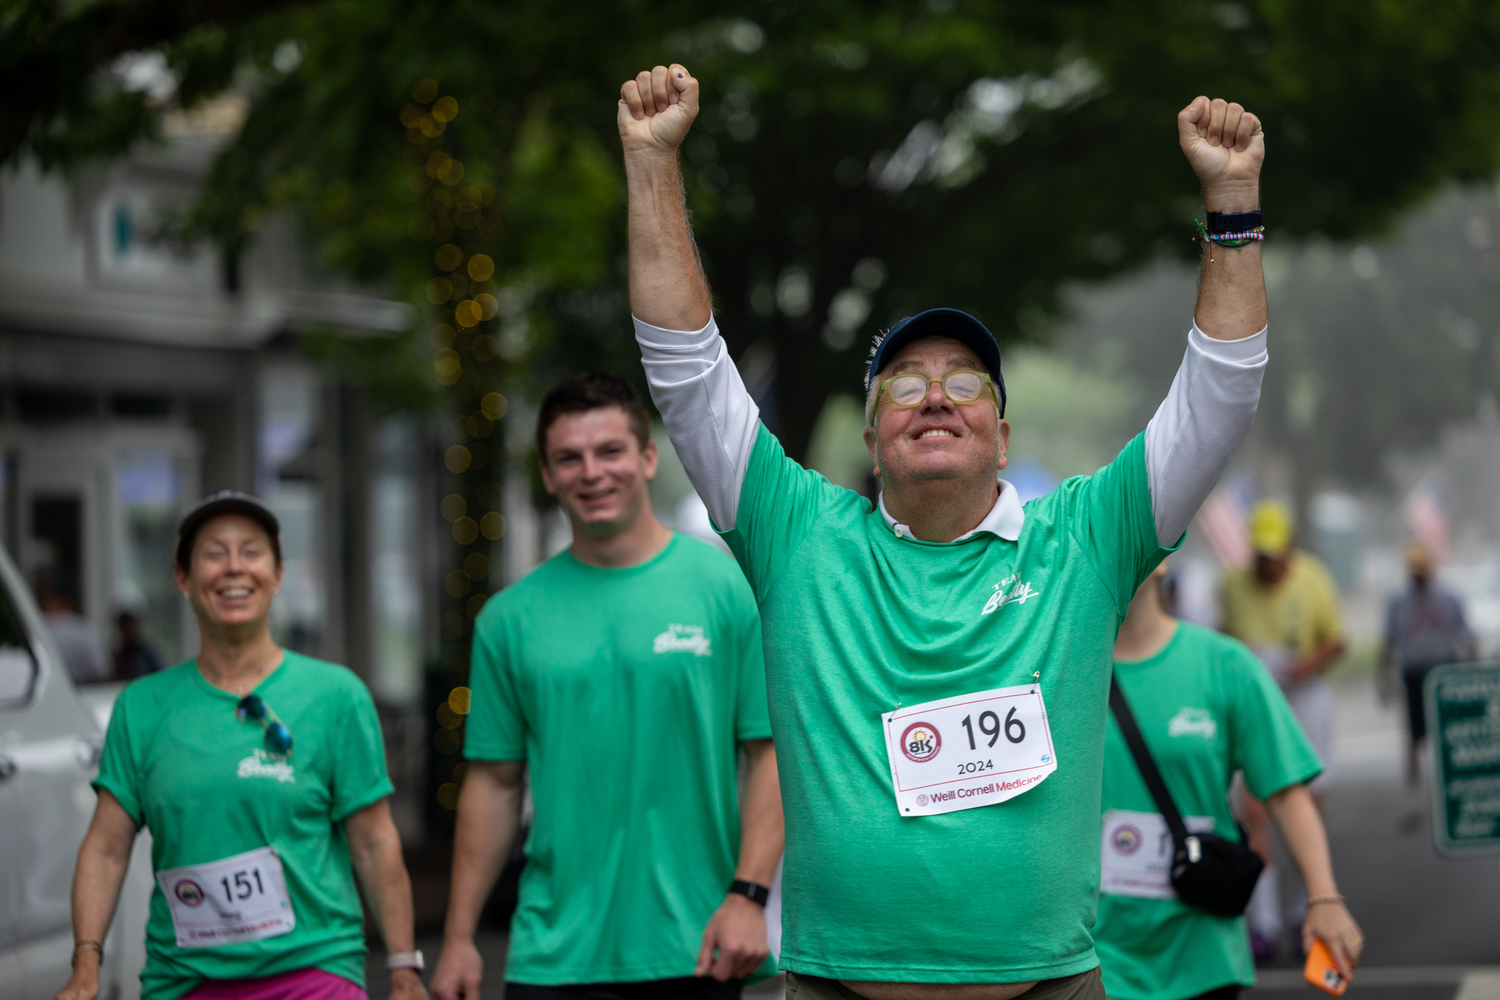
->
xmin=873 ymin=370 xmax=1000 ymax=415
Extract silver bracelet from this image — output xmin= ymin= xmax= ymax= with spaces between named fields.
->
xmin=387 ymin=949 xmax=425 ymax=972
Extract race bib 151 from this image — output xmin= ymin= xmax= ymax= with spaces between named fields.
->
xmin=156 ymin=845 xmax=295 ymax=948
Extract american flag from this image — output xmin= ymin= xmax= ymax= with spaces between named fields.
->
xmin=1196 ymin=486 xmax=1251 ymax=569
xmin=1404 ymin=483 xmax=1451 ymax=565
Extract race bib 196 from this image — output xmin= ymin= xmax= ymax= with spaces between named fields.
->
xmin=1100 ymin=809 xmax=1217 ymax=899
xmin=883 ymin=683 xmax=1057 ymax=817
xmin=156 ymin=845 xmax=295 ymax=948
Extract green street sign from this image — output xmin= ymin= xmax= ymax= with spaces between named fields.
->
xmin=1428 ymin=662 xmax=1500 ymax=857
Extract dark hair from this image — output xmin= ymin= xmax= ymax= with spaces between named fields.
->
xmin=535 ymin=372 xmax=653 ymax=465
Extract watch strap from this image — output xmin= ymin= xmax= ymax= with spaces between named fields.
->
xmin=1204 ymin=209 xmax=1262 ymax=234
xmin=728 ymin=879 xmax=770 ymax=906
xmin=386 ymin=950 xmax=425 ymax=971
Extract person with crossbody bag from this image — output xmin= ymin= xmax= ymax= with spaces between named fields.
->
xmin=1094 ymin=560 xmax=1363 ymax=1000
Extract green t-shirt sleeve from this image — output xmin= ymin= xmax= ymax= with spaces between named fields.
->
xmin=1065 ymin=432 xmax=1178 ymax=616
xmin=1225 ymin=639 xmax=1324 ymax=798
xmin=92 ymin=691 xmax=144 ymax=827
xmin=330 ymin=678 xmax=395 ymax=822
xmin=720 ymin=423 xmax=846 ymax=604
xmin=464 ymin=612 xmax=526 ymax=761
xmin=733 ymin=594 xmax=772 ymax=742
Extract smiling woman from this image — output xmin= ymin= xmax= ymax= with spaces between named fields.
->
xmin=53 ymin=491 xmax=430 ymax=1000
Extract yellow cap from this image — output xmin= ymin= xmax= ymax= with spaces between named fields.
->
xmin=1248 ymin=500 xmax=1294 ymax=555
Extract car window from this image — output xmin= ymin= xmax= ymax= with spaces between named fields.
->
xmin=0 ymin=584 xmax=37 ymax=708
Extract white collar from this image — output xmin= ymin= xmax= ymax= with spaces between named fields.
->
xmin=877 ymin=478 xmax=1025 ymax=543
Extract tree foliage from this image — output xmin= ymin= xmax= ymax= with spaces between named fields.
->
xmin=12 ymin=0 xmax=1500 ymax=459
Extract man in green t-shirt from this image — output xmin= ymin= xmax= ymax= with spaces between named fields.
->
xmin=618 ymin=64 xmax=1269 ymax=1000
xmin=430 ymin=373 xmax=784 ymax=1000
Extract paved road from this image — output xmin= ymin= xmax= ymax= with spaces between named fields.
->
xmin=374 ymin=678 xmax=1495 ymax=999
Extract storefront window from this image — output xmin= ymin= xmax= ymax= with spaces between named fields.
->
xmin=114 ymin=452 xmax=183 ymax=664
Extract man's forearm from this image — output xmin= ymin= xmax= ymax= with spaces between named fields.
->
xmin=1194 ymin=182 xmax=1267 ymax=341
xmin=626 ymin=151 xmax=712 ymax=331
xmin=734 ymin=741 xmax=784 ymax=886
xmin=444 ymin=765 xmax=525 ymax=940
xmin=1267 ymin=784 xmax=1338 ymax=896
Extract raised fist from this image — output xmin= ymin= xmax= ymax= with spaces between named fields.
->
xmin=1177 ymin=96 xmax=1264 ymax=211
xmin=619 ymin=64 xmax=700 ymax=156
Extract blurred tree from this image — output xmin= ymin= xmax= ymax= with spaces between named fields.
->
xmin=10 ymin=0 xmax=1500 ymax=458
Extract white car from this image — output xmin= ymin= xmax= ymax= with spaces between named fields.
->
xmin=0 ymin=545 xmax=149 ymax=1000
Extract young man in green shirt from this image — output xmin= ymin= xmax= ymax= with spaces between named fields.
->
xmin=430 ymin=373 xmax=784 ymax=1000
xmin=619 ymin=64 xmax=1269 ymax=1000
xmin=1098 ymin=560 xmax=1362 ymax=1000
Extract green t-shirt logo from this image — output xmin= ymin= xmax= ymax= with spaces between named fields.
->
xmin=1167 ymin=707 xmax=1218 ymax=739
xmin=236 ymin=748 xmax=296 ymax=783
xmin=653 ymin=623 xmax=713 ymax=656
xmin=982 ymin=574 xmax=1043 ymax=615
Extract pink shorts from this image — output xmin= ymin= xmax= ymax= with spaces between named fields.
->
xmin=182 ymin=967 xmax=368 ymax=1000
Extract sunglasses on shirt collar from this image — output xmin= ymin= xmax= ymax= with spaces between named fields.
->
xmin=236 ymin=694 xmax=294 ymax=756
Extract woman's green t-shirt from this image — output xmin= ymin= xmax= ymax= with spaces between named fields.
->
xmin=94 ymin=652 xmax=394 ymax=1000
xmin=1096 ymin=622 xmax=1322 ymax=1000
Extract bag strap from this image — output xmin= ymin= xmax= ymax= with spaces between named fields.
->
xmin=1108 ymin=674 xmax=1190 ymax=845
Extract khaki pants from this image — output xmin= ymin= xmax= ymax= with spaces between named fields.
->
xmin=786 ymin=969 xmax=1104 ymax=1000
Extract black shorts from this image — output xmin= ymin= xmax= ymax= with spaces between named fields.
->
xmin=505 ymin=978 xmax=744 ymax=1000
xmin=1405 ymin=669 xmax=1431 ymax=742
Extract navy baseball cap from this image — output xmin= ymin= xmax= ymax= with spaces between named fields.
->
xmin=865 ymin=308 xmax=1006 ymax=417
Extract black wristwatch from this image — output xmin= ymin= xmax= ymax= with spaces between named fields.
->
xmin=728 ymin=879 xmax=771 ymax=906
xmin=1204 ymin=209 xmax=1262 ymax=234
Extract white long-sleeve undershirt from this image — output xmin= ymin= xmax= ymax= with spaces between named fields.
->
xmin=635 ymin=316 xmax=1266 ymax=547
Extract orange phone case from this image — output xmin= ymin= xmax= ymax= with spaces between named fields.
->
xmin=1304 ymin=939 xmax=1348 ymax=996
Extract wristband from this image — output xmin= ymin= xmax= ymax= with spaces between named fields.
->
xmin=728 ymin=879 xmax=770 ymax=906
xmin=386 ymin=950 xmax=425 ymax=971
xmin=1205 ymin=209 xmax=1262 ymax=234
xmin=1306 ymin=894 xmax=1345 ymax=907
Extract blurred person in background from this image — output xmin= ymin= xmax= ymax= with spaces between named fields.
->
xmin=37 ymin=568 xmax=110 ymax=684
xmin=1219 ymin=500 xmax=1344 ymax=961
xmin=1384 ymin=540 xmax=1475 ymax=796
xmin=55 ymin=491 xmax=427 ymax=1000
xmin=1098 ymin=559 xmax=1362 ymax=1000
xmin=622 ymin=60 xmax=1269 ymax=1000
xmin=431 ymin=374 xmax=782 ymax=1000
xmin=115 ymin=610 xmax=165 ymax=681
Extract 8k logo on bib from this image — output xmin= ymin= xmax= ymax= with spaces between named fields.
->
xmin=900 ymin=721 xmax=941 ymax=762
xmin=1112 ymin=825 xmax=1142 ymax=854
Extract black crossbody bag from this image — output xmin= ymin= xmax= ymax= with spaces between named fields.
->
xmin=1108 ymin=676 xmax=1264 ymax=917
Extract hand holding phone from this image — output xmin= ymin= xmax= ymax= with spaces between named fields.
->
xmin=1304 ymin=938 xmax=1348 ymax=996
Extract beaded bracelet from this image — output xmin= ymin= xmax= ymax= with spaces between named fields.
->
xmin=1194 ymin=217 xmax=1265 ymax=249
xmin=1306 ymin=893 xmax=1346 ymax=907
